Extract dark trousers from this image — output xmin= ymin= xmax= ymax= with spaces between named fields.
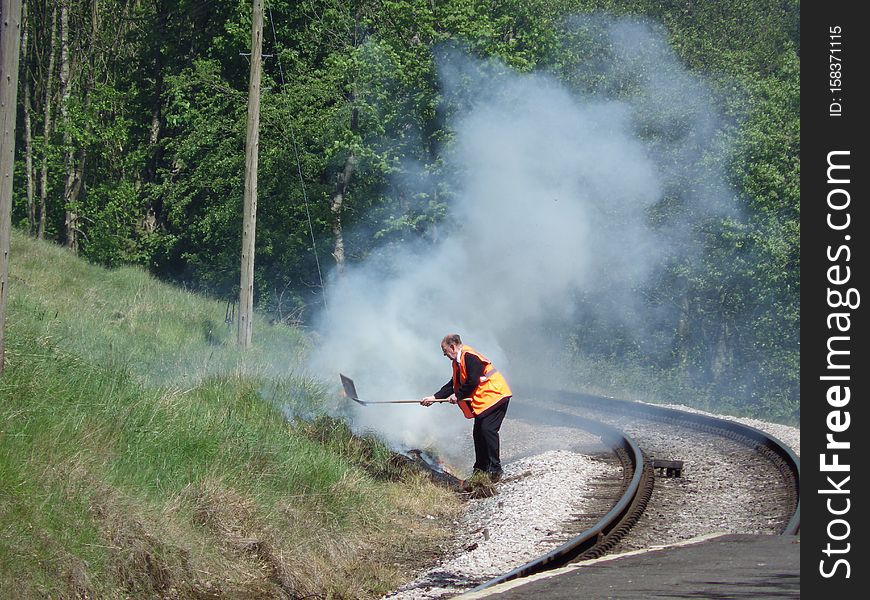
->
xmin=472 ymin=397 xmax=510 ymax=474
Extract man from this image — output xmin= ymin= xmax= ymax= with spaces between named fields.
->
xmin=421 ymin=334 xmax=512 ymax=481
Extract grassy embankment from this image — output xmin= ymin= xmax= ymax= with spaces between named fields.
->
xmin=1 ymin=231 xmax=460 ymax=599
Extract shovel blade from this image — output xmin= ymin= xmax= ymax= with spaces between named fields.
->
xmin=340 ymin=374 xmax=367 ymax=405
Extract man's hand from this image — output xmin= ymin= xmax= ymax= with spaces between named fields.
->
xmin=420 ymin=395 xmax=437 ymax=406
xmin=447 ymin=394 xmax=458 ymax=404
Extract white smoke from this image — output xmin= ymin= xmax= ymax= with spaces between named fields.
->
xmin=307 ymin=17 xmax=732 ymax=468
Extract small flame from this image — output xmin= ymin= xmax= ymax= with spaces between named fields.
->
xmin=405 ymin=448 xmax=458 ymax=476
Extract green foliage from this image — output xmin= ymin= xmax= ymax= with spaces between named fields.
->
xmin=155 ymin=58 xmax=248 ymax=294
xmin=528 ymin=1 xmax=799 ymax=421
xmin=11 ymin=0 xmax=799 ymax=419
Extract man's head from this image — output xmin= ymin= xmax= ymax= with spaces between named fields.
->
xmin=441 ymin=333 xmax=462 ymax=360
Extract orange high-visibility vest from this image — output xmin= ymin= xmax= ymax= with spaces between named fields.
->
xmin=452 ymin=345 xmax=512 ymax=419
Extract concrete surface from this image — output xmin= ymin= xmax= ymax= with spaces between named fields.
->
xmin=459 ymin=533 xmax=800 ymax=599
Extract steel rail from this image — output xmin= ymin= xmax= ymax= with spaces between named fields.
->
xmin=465 ymin=388 xmax=800 ymax=595
xmin=539 ymin=388 xmax=800 ymax=535
xmin=466 ymin=411 xmax=653 ymax=593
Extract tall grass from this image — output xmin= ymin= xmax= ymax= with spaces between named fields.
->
xmin=1 ymin=232 xmax=459 ymax=598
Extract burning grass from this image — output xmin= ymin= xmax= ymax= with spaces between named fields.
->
xmin=1 ymin=331 xmax=460 ymax=600
xmin=1 ymin=232 xmax=462 ymax=599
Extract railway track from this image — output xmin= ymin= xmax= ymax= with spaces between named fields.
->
xmin=465 ymin=388 xmax=800 ymax=594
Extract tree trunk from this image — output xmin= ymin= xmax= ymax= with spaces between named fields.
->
xmin=326 ymin=6 xmax=363 ymax=279
xmin=147 ymin=1 xmax=165 ymax=182
xmin=21 ymin=0 xmax=36 ymax=234
xmin=1 ymin=0 xmax=24 ymax=373
xmin=329 ymin=150 xmax=356 ymax=277
xmin=237 ymin=0 xmax=263 ymax=349
xmin=328 ymin=103 xmax=359 ymax=277
xmin=141 ymin=0 xmax=165 ymax=231
xmin=60 ymin=0 xmax=78 ymax=253
xmin=61 ymin=0 xmax=100 ymax=253
xmin=37 ymin=3 xmax=57 ymax=240
xmin=711 ymin=312 xmax=733 ymax=388
xmin=64 ymin=146 xmax=86 ymax=244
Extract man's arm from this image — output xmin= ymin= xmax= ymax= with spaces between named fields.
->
xmin=433 ymin=380 xmax=455 ymax=399
xmin=422 ymin=379 xmax=455 ymax=406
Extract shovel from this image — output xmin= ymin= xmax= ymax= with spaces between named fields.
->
xmin=340 ymin=373 xmax=451 ymax=406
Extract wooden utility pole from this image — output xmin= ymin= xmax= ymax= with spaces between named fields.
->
xmin=1 ymin=0 xmax=23 ymax=373
xmin=237 ymin=0 xmax=263 ymax=349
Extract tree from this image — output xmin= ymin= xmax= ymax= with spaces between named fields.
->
xmin=4 ymin=0 xmax=799 ymax=417
xmin=37 ymin=1 xmax=58 ymax=240
xmin=20 ymin=0 xmax=35 ymax=234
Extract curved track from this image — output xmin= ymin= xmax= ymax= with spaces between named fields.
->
xmin=467 ymin=388 xmax=800 ymax=594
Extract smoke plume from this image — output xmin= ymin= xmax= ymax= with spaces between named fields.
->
xmin=307 ymin=16 xmax=734 ymax=468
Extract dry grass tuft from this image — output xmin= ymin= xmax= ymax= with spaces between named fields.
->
xmin=176 ymin=473 xmax=463 ymax=599
xmin=183 ymin=479 xmax=301 ymax=598
xmin=88 ymin=487 xmax=192 ymax=599
xmin=461 ymin=471 xmax=499 ymax=499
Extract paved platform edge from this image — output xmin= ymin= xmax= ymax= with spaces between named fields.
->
xmin=458 ymin=532 xmax=733 ymax=599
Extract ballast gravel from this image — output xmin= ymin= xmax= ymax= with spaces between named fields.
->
xmin=383 ymin=450 xmax=615 ymax=600
xmin=657 ymin=402 xmax=800 ymax=457
xmin=381 ymin=401 xmax=799 ymax=600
